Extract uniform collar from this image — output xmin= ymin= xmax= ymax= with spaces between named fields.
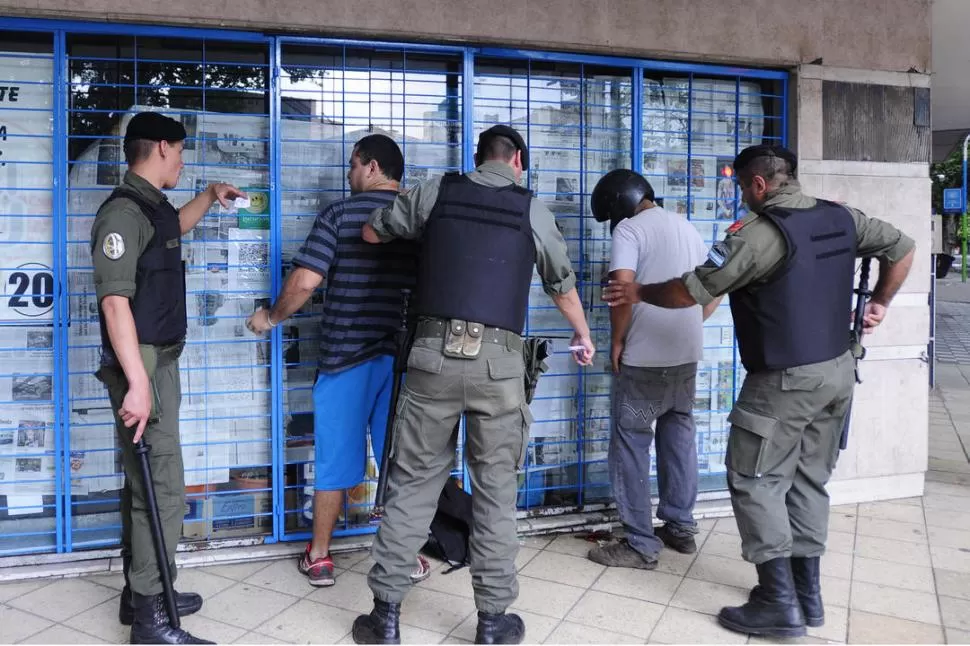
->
xmin=759 ymin=180 xmax=804 ymax=211
xmin=474 ymin=161 xmax=519 ymax=184
xmin=122 ymin=170 xmax=167 ymax=205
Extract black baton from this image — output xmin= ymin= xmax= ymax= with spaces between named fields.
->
xmin=372 ymin=290 xmax=412 ymax=520
xmin=134 ymin=437 xmax=180 ymax=628
xmin=840 ymin=257 xmax=873 ymax=450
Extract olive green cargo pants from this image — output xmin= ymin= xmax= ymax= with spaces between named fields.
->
xmin=98 ymin=343 xmax=185 ymax=596
xmin=367 ymin=333 xmax=532 ymax=614
xmin=726 ymin=351 xmax=855 ymax=564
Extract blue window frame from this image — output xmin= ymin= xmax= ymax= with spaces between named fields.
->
xmin=0 ymin=18 xmax=787 ymax=557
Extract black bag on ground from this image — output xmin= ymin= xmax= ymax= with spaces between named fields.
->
xmin=422 ymin=476 xmax=473 ymax=573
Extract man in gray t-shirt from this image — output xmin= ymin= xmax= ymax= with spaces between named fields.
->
xmin=588 ymin=170 xmax=721 ymax=570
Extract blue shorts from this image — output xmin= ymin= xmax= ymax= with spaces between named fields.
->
xmin=312 ymin=354 xmax=393 ymax=491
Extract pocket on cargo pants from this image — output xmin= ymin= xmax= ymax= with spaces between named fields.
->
xmin=727 ymin=406 xmax=780 ymax=478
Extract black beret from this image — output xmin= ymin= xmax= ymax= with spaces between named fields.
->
xmin=477 ymin=124 xmax=529 ymax=170
xmin=732 ymin=144 xmax=797 ymax=176
xmin=124 ymin=112 xmax=187 ymax=144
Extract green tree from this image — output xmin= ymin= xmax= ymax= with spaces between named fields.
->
xmin=931 ymin=147 xmax=963 ymax=215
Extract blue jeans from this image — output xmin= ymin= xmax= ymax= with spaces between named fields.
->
xmin=610 ymin=362 xmax=699 ymax=559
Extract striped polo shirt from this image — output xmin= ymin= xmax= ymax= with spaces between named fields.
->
xmin=291 ymin=190 xmax=418 ymax=373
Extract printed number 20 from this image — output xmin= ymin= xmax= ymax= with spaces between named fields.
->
xmin=8 ymin=271 xmax=54 ymax=309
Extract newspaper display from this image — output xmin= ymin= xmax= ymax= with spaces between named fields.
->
xmin=0 ymin=52 xmax=57 ymax=509
xmin=0 ymin=53 xmax=55 ymax=324
xmin=0 ymin=327 xmax=56 ymax=496
xmin=641 ymin=77 xmax=764 ymax=222
xmin=0 ymin=58 xmax=768 ymax=510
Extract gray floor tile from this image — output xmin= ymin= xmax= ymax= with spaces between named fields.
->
xmin=850 ymin=581 xmax=941 ymax=626
xmin=940 ymin=595 xmax=970 ymax=631
xmin=546 ymin=620 xmax=643 ymax=644
xmin=568 ymin=589 xmax=665 ymax=639
xmin=0 ymin=603 xmax=54 ymax=644
xmin=848 ymin=609 xmax=944 ymax=644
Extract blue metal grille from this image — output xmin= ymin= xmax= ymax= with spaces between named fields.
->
xmin=276 ymin=42 xmax=465 ymax=540
xmin=0 ymin=33 xmax=59 ymax=556
xmin=639 ymin=71 xmax=786 ymax=492
xmin=63 ymin=34 xmax=275 ymax=549
xmin=0 ymin=17 xmax=787 ymax=557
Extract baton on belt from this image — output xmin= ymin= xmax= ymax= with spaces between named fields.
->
xmin=133 ymin=437 xmax=180 ymax=628
xmin=840 ymin=257 xmax=873 ymax=451
xmin=371 ymin=290 xmax=413 ymax=520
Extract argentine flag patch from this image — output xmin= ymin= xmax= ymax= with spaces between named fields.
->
xmin=707 ymin=242 xmax=729 ymax=268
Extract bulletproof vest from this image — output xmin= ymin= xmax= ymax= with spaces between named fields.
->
xmin=98 ymin=188 xmax=187 ymax=363
xmin=416 ymin=173 xmax=535 ymax=334
xmin=729 ymin=199 xmax=857 ymax=373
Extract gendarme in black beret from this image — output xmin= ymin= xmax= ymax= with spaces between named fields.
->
xmin=732 ymin=144 xmax=797 ymax=176
xmin=124 ymin=112 xmax=187 ymax=144
xmin=477 ymin=124 xmax=529 ymax=170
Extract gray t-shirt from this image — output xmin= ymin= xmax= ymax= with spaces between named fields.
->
xmin=609 ymin=206 xmax=709 ymax=367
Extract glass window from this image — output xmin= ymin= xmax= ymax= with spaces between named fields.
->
xmin=474 ymin=59 xmax=634 ymax=509
xmin=278 ymin=44 xmax=464 ymax=535
xmin=0 ymin=32 xmax=57 ymax=555
xmin=65 ymin=35 xmax=273 ymax=548
xmin=642 ymin=71 xmax=784 ymax=492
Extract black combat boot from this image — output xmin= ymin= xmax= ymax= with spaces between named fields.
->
xmin=120 ymin=586 xmax=204 ymax=626
xmin=129 ymin=592 xmax=214 ymax=644
xmin=718 ymin=557 xmax=806 ymax=638
xmin=119 ymin=548 xmax=203 ymax=626
xmin=746 ymin=556 xmax=824 ymax=628
xmin=352 ymin=599 xmax=401 ymax=645
xmin=791 ymin=556 xmax=824 ymax=627
xmin=475 ymin=611 xmax=526 ymax=645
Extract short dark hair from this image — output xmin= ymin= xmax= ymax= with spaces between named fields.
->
xmin=733 ymin=145 xmax=797 ymax=185
xmin=478 ymin=134 xmax=518 ymax=165
xmin=123 ymin=139 xmax=158 ymax=165
xmin=354 ymin=134 xmax=404 ymax=181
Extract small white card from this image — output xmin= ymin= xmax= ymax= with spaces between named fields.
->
xmin=233 ymin=197 xmax=252 ymax=209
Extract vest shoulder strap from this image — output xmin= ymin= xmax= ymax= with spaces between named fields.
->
xmin=101 ymin=186 xmax=159 ymax=219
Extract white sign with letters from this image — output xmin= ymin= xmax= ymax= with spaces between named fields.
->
xmin=0 ymin=53 xmax=54 ymax=323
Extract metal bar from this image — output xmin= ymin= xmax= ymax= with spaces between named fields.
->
xmin=53 ymin=28 xmax=70 ymax=553
xmin=276 ymin=35 xmax=466 ymax=53
xmin=474 ymin=47 xmax=789 ymax=80
xmin=963 ymin=133 xmax=969 ymax=283
xmin=576 ymin=64 xmax=587 ymax=508
xmin=462 ymin=48 xmax=476 ymax=173
xmin=269 ymin=35 xmax=285 ymax=543
xmin=631 ymin=70 xmax=643 ymax=175
xmin=685 ymin=74 xmax=693 ymax=221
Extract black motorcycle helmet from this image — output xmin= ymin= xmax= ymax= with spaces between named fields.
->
xmin=591 ymin=169 xmax=654 ymax=231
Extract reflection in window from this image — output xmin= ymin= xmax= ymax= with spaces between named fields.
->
xmin=277 ymin=45 xmax=464 ymax=532
xmin=474 ymin=59 xmax=633 ymax=508
xmin=65 ymin=36 xmax=274 ymax=548
xmin=642 ymin=72 xmax=784 ymax=491
xmin=0 ymin=33 xmax=57 ymax=555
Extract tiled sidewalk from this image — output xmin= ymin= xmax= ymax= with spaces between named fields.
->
xmin=1 ymin=388 xmax=968 ymax=645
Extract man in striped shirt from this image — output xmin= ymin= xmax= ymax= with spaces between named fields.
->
xmin=246 ymin=134 xmax=429 ymax=587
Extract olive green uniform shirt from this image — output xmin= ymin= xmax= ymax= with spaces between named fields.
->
xmin=367 ymin=161 xmax=577 ymax=296
xmin=682 ymin=180 xmax=916 ymax=305
xmin=90 ymin=170 xmax=170 ymax=304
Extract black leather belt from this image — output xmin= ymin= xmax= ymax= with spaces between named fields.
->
xmin=414 ymin=317 xmax=523 ymax=352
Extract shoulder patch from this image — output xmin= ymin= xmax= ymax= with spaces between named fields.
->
xmin=707 ymin=241 xmax=730 ymax=268
xmin=726 ymin=218 xmax=747 ymax=234
xmin=102 ymin=232 xmax=126 ymax=260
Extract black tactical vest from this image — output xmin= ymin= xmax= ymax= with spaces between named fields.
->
xmin=416 ymin=173 xmax=535 ymax=333
xmin=98 ymin=188 xmax=187 ymax=364
xmin=729 ymin=199 xmax=857 ymax=373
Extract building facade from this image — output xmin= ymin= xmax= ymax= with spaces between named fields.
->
xmin=0 ymin=0 xmax=932 ymax=563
